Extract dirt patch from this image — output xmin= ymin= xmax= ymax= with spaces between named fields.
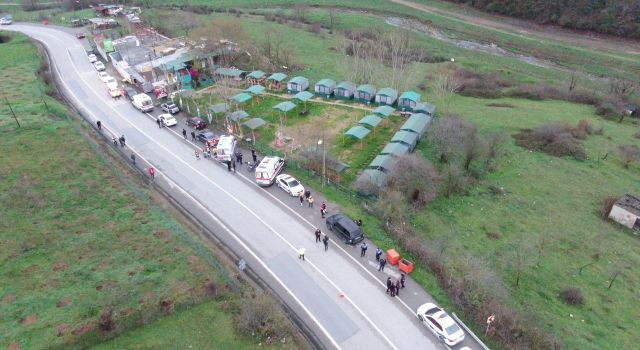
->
xmin=159 ymin=298 xmax=173 ymax=314
xmin=52 ymin=262 xmax=68 ymax=272
xmin=23 ymin=264 xmax=40 ymax=273
xmin=153 ymin=230 xmax=171 ymax=242
xmin=121 ymin=307 xmax=136 ymax=317
xmin=188 ymin=255 xmax=207 ymax=273
xmin=7 ymin=342 xmax=21 ymax=350
xmin=174 ymin=246 xmax=183 ymax=253
xmin=19 ymin=313 xmax=38 ymax=325
xmin=1 ymin=294 xmax=16 ymax=304
xmin=56 ymin=298 xmax=73 ymax=308
xmin=487 ymin=103 xmax=515 ymax=108
xmin=72 ymin=322 xmax=94 ymax=336
xmin=56 ymin=323 xmax=71 ymax=337
xmin=280 ymin=107 xmax=356 ymax=152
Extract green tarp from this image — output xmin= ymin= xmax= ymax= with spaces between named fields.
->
xmin=209 ymin=103 xmax=229 ymax=114
xmin=242 ymin=118 xmax=267 ymax=130
xmin=293 ymin=91 xmax=314 ymax=102
xmin=345 ymin=125 xmax=371 ymax=140
xmin=273 ymin=101 xmax=297 ymax=112
xmin=244 ymin=85 xmax=266 ymax=95
xmin=381 ymin=142 xmax=410 ymax=157
xmin=232 ymin=93 xmax=252 ymax=103
xmin=373 ymin=105 xmax=395 ymax=117
xmin=369 ymin=154 xmax=396 ymax=172
xmin=359 ymin=114 xmax=383 ymax=128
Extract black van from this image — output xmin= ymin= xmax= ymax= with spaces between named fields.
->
xmin=326 ymin=214 xmax=364 ymax=245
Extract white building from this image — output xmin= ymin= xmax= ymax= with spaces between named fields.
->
xmin=609 ymin=194 xmax=640 ymax=233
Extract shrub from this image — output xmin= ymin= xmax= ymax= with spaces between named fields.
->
xmin=234 ymin=292 xmax=295 ymax=340
xmin=440 ymin=163 xmax=468 ymax=197
xmin=599 ymin=196 xmax=618 ymax=219
xmin=514 ymin=122 xmax=587 ymax=160
xmin=453 ymin=69 xmax=508 ymax=98
xmin=618 ymin=144 xmax=640 ymax=168
xmin=559 ymin=287 xmax=585 ymax=307
xmin=572 ymin=119 xmax=593 ymax=140
xmin=506 ymin=84 xmax=560 ymax=100
xmin=387 ymin=154 xmax=440 ymax=209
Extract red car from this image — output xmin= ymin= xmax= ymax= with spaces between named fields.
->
xmin=76 ymin=32 xmax=86 ymax=39
xmin=187 ymin=117 xmax=208 ymax=130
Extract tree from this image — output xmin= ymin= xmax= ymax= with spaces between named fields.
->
xmin=430 ymin=114 xmax=471 ymax=163
xmin=506 ymin=240 xmax=536 ymax=288
xmin=432 ymin=69 xmax=462 ymax=113
xmin=578 ymin=253 xmax=600 ymax=274
xmin=618 ymin=144 xmax=640 ymax=168
xmin=461 ymin=124 xmax=485 ymax=172
xmin=387 ymin=153 xmax=440 ymax=209
xmin=327 ymin=8 xmax=338 ymax=33
xmin=486 ymin=132 xmax=507 ymax=160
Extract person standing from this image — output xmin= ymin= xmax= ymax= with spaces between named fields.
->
xmin=232 ymin=160 xmax=236 ymax=173
xmin=112 ymin=136 xmax=118 ymax=146
xmin=304 ymin=190 xmax=311 ymax=201
xmin=320 ymin=202 xmax=327 ymax=218
xmin=148 ymin=167 xmax=155 ymax=180
xmin=395 ymin=279 xmax=401 ymax=296
xmin=195 ymin=149 xmax=200 ymax=160
xmin=400 ymin=273 xmax=406 ymax=289
xmin=322 ymin=235 xmax=329 ymax=251
xmin=96 ymin=120 xmax=102 ymax=130
xmin=378 ymin=257 xmax=387 ymax=271
xmin=182 ymin=129 xmax=187 ymax=139
xmin=119 ymin=135 xmax=126 ymax=147
xmin=236 ymin=152 xmax=243 ymax=165
xmin=226 ymin=160 xmax=232 ymax=172
xmin=386 ymin=277 xmax=392 ymax=294
xmin=390 ymin=281 xmax=396 ymax=297
xmin=375 ymin=247 xmax=383 ymax=262
xmin=299 ymin=192 xmax=304 ymax=206
xmin=251 ymin=148 xmax=257 ymax=163
xmin=191 ymin=130 xmax=196 ymax=141
xmin=156 ymin=118 xmax=161 ymax=128
xmin=308 ymin=195 xmax=314 ymax=208
xmin=298 ymin=247 xmax=305 ymax=261
xmin=314 ymin=228 xmax=321 ymax=243
xmin=360 ymin=242 xmax=368 ymax=257
xmin=130 ymin=153 xmax=136 ymax=165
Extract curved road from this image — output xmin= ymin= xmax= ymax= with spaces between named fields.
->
xmin=5 ymin=24 xmax=483 ymax=350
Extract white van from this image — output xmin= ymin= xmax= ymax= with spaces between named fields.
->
xmin=132 ymin=93 xmax=153 ymax=112
xmin=213 ymin=135 xmax=236 ymax=162
xmin=255 ymin=156 xmax=285 ymax=186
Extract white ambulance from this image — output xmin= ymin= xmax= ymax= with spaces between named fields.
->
xmin=255 ymin=156 xmax=285 ymax=186
xmin=213 ymin=135 xmax=236 ymax=162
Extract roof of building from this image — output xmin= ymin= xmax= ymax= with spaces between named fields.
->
xmin=244 ymin=85 xmax=266 ymax=95
xmin=359 ymin=114 xmax=384 ymax=128
xmin=614 ymin=194 xmax=640 ymax=217
xmin=232 ymin=92 xmax=253 ymax=103
xmin=247 ymin=70 xmax=266 ymax=79
xmin=391 ymin=130 xmax=419 ymax=146
xmin=227 ymin=110 xmax=249 ymax=122
xmin=214 ymin=67 xmax=245 ymax=77
xmin=399 ymin=90 xmax=421 ymax=102
xmin=345 ymin=125 xmax=371 ymax=140
xmin=293 ymin=91 xmax=314 ymax=102
xmin=336 ymin=81 xmax=356 ymax=91
xmin=400 ymin=113 xmax=433 ymax=135
xmin=268 ymin=72 xmax=287 ymax=82
xmin=209 ymin=103 xmax=229 ymax=114
xmin=369 ymin=154 xmax=396 ymax=172
xmin=273 ymin=101 xmax=297 ymax=112
xmin=414 ymin=102 xmax=436 ymax=115
xmin=289 ymin=76 xmax=309 ymax=85
xmin=357 ymin=84 xmax=376 ymax=95
xmin=381 ymin=142 xmax=410 ymax=157
xmin=373 ymin=105 xmax=395 ymax=117
xmin=376 ymin=87 xmax=398 ymax=99
xmin=242 ymin=118 xmax=267 ymax=130
xmin=316 ymin=79 xmax=336 ymax=88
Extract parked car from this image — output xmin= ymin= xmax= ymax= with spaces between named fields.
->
xmin=158 ymin=114 xmax=177 ymax=127
xmin=416 ymin=303 xmax=465 ymax=346
xmin=275 ymin=174 xmax=305 ymax=197
xmin=104 ymin=77 xmax=118 ymax=90
xmin=108 ymin=87 xmax=121 ymax=98
xmin=88 ymin=54 xmax=98 ymax=63
xmin=197 ymin=131 xmax=217 ymax=146
xmin=97 ymin=71 xmax=110 ymax=83
xmin=160 ymin=102 xmax=180 ymax=114
xmin=122 ymin=86 xmax=137 ymax=101
xmin=326 ymin=214 xmax=365 ymax=244
xmin=187 ymin=117 xmax=208 ymax=130
xmin=93 ymin=61 xmax=105 ymax=71
xmin=0 ymin=15 xmax=13 ymax=25
xmin=75 ymin=32 xmax=86 ymax=39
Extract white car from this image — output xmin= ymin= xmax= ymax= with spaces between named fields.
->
xmin=97 ymin=71 xmax=110 ymax=83
xmin=93 ymin=61 xmax=106 ymax=71
xmin=88 ymin=54 xmax=98 ymax=63
xmin=275 ymin=174 xmax=305 ymax=197
xmin=416 ymin=303 xmax=465 ymax=346
xmin=104 ymin=77 xmax=118 ymax=90
xmin=158 ymin=114 xmax=177 ymax=127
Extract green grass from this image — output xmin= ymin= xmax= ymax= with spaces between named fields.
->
xmin=0 ymin=32 xmax=295 ymax=350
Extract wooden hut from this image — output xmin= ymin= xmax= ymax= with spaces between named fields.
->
xmin=266 ymin=72 xmax=287 ymax=91
xmin=246 ymin=70 xmax=267 ymax=86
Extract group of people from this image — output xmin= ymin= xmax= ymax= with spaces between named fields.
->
xmin=386 ymin=274 xmax=406 ymax=297
xmin=299 ymin=190 xmax=315 ymax=208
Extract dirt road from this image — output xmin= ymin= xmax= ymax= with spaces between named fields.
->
xmin=390 ymin=0 xmax=640 ymax=56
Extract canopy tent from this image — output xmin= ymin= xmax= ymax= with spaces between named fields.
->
xmin=400 ymin=113 xmax=433 ymax=138
xmin=209 ymin=103 xmax=229 ymax=114
xmin=244 ymin=85 xmax=266 ymax=95
xmin=391 ymin=130 xmax=419 ymax=151
xmin=242 ymin=118 xmax=267 ymax=130
xmin=344 ymin=125 xmax=371 ymax=140
xmin=373 ymin=105 xmax=395 ymax=117
xmin=380 ymin=142 xmax=410 ymax=157
xmin=273 ymin=101 xmax=297 ymax=113
xmin=227 ymin=110 xmax=249 ymax=123
xmin=231 ymin=92 xmax=253 ymax=103
xmin=368 ymin=154 xmax=396 ymax=172
xmin=359 ymin=114 xmax=383 ymax=128
xmin=414 ymin=102 xmax=436 ymax=116
xmin=293 ymin=91 xmax=314 ymax=102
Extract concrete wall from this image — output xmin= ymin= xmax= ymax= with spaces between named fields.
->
xmin=609 ymin=205 xmax=640 ymax=229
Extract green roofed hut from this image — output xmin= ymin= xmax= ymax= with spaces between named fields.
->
xmin=246 ymin=70 xmax=266 ymax=85
xmin=373 ymin=105 xmax=395 ymax=117
xmin=231 ymin=92 xmax=252 ymax=104
xmin=380 ymin=142 xmax=410 ymax=157
xmin=209 ymin=103 xmax=229 ymax=114
xmin=345 ymin=125 xmax=371 ymax=140
xmin=335 ymin=81 xmax=356 ymax=100
xmin=359 ymin=114 xmax=383 ymax=128
xmin=315 ymin=78 xmax=336 ymax=98
xmin=267 ymin=72 xmax=287 ymax=91
xmin=368 ymin=154 xmax=397 ymax=173
xmin=244 ymin=85 xmax=266 ymax=95
xmin=242 ymin=117 xmax=267 ymax=144
xmin=227 ymin=110 xmax=250 ymax=123
xmin=287 ymin=76 xmax=309 ymax=94
xmin=400 ymin=113 xmax=433 ymax=139
xmin=294 ymin=91 xmax=314 ymax=114
xmin=414 ymin=102 xmax=436 ymax=117
xmin=375 ymin=87 xmax=398 ymax=106
xmin=214 ymin=67 xmax=246 ymax=84
xmin=398 ymin=90 xmax=421 ymax=112
xmin=356 ymin=84 xmax=376 ymax=104
xmin=273 ymin=101 xmax=297 ymax=113
xmin=391 ymin=130 xmax=419 ymax=151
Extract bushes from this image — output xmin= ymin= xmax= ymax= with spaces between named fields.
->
xmin=514 ymin=122 xmax=588 ymax=160
xmin=559 ymin=287 xmax=586 ymax=307
xmin=387 ymin=154 xmax=441 ymax=209
xmin=453 ymin=69 xmax=509 ymax=98
xmin=618 ymin=144 xmax=640 ymax=168
xmin=234 ymin=292 xmax=296 ymax=342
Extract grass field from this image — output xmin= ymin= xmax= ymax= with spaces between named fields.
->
xmin=0 ymin=32 xmax=298 ymax=350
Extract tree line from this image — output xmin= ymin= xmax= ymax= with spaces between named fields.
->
xmin=446 ymin=0 xmax=640 ymax=38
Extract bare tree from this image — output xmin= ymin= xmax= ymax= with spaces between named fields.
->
xmin=387 ymin=153 xmax=440 ymax=209
xmin=578 ymin=253 xmax=601 ymax=274
xmin=383 ymin=30 xmax=412 ymax=91
xmin=609 ymin=78 xmax=636 ymax=97
xmin=606 ymin=264 xmax=629 ymax=290
xmin=618 ymin=144 xmax=640 ymax=168
xmin=327 ymin=8 xmax=338 ymax=33
xmin=429 ymin=114 xmax=470 ymax=163
xmin=486 ymin=132 xmax=507 ymax=160
xmin=461 ymin=124 xmax=485 ymax=172
xmin=432 ymin=69 xmax=463 ymax=113
xmin=377 ymin=188 xmax=408 ymax=225
xmin=440 ymin=163 xmax=468 ymax=197
xmin=506 ymin=239 xmax=536 ymax=288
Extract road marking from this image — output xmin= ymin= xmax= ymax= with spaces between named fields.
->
xmin=25 ymin=28 xmax=398 ymax=349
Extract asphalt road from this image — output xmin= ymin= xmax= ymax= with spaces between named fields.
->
xmin=5 ymin=24 xmax=484 ymax=350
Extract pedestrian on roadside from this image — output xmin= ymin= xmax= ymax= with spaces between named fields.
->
xmin=375 ymin=247 xmax=383 ymax=261
xmin=378 ymin=257 xmax=387 ymax=271
xmin=191 ymin=131 xmax=196 ymax=141
xmin=226 ymin=160 xmax=232 ymax=171
xmin=119 ymin=135 xmax=126 ymax=147
xmin=308 ymin=195 xmax=314 ymax=208
xmin=323 ymin=235 xmax=329 ymax=251
xmin=395 ymin=279 xmax=401 ymax=296
xmin=130 ymin=153 xmax=136 ymax=165
xmin=156 ymin=118 xmax=161 ymax=128
xmin=299 ymin=192 xmax=305 ymax=206
xmin=320 ymin=202 xmax=327 ymax=218
xmin=390 ymin=281 xmax=396 ymax=297
xmin=400 ymin=273 xmax=406 ymax=289
xmin=148 ymin=167 xmax=155 ymax=180
xmin=360 ymin=242 xmax=368 ymax=257
xmin=97 ymin=120 xmax=102 ymax=130
xmin=195 ymin=149 xmax=200 ymax=160
xmin=386 ymin=277 xmax=392 ymax=294
xmin=298 ymin=247 xmax=305 ymax=261
xmin=314 ymin=228 xmax=321 ymax=243
xmin=236 ymin=152 xmax=243 ymax=165
xmin=207 ymin=148 xmax=212 ymax=158
xmin=251 ymin=148 xmax=257 ymax=163
xmin=112 ymin=136 xmax=118 ymax=146
xmin=182 ymin=129 xmax=187 ymax=139
xmin=304 ymin=190 xmax=311 ymax=200
xmin=232 ymin=160 xmax=236 ymax=173
xmin=356 ymin=219 xmax=363 ymax=226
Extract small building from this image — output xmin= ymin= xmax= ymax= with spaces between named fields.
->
xmin=356 ymin=84 xmax=376 ymax=104
xmin=214 ymin=68 xmax=247 ymax=84
xmin=380 ymin=142 xmax=410 ymax=157
xmin=414 ymin=102 xmax=436 ymax=117
xmin=609 ymin=194 xmax=640 ymax=232
xmin=267 ymin=72 xmax=287 ymax=91
xmin=375 ymin=87 xmax=398 ymax=106
xmin=398 ymin=90 xmax=421 ymax=112
xmin=246 ymin=70 xmax=267 ymax=86
xmin=287 ymin=76 xmax=309 ymax=94
xmin=315 ymin=78 xmax=336 ymax=98
xmin=335 ymin=81 xmax=356 ymax=100
xmin=399 ymin=113 xmax=433 ymax=139
xmin=368 ymin=154 xmax=397 ymax=173
xmin=391 ymin=130 xmax=419 ymax=151
xmin=88 ymin=17 xmax=118 ymax=30
xmin=95 ymin=4 xmax=123 ymax=17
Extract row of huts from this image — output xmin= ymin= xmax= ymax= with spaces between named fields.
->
xmin=213 ymin=68 xmax=436 ymax=114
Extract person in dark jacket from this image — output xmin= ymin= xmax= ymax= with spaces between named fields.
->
xmin=378 ymin=257 xmax=387 ymax=271
xmin=395 ymin=279 xmax=401 ymax=296
xmin=386 ymin=277 xmax=392 ymax=294
xmin=400 ymin=273 xmax=406 ymax=289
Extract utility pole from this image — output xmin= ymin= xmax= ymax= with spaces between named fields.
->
xmin=5 ymin=98 xmax=20 ymax=128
